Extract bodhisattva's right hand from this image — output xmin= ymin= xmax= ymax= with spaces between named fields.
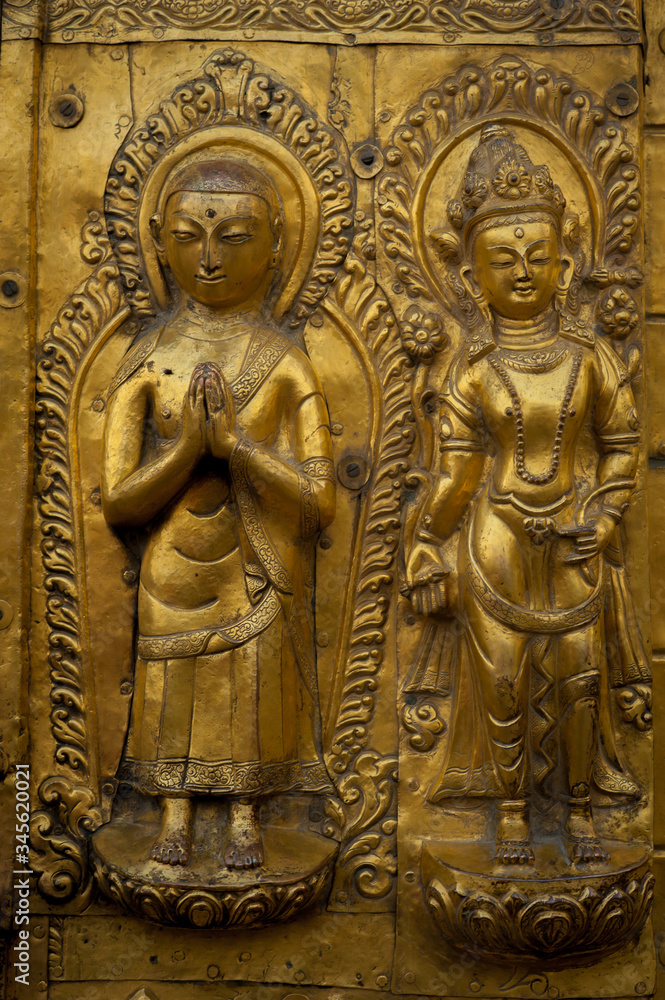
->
xmin=405 ymin=540 xmax=448 ymax=616
xmin=180 ymin=369 xmax=207 ymax=461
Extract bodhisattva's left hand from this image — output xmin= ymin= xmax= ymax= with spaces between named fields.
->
xmin=405 ymin=540 xmax=449 ymax=616
xmin=202 ymin=364 xmax=237 ymax=460
xmin=565 ymin=513 xmax=617 ymax=564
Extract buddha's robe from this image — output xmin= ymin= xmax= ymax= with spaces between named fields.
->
xmin=102 ymin=323 xmax=335 ymax=797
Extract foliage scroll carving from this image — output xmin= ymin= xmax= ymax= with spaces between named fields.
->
xmin=2 ymin=0 xmax=640 ymax=43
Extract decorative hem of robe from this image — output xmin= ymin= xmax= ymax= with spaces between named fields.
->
xmin=118 ymin=756 xmax=333 ymax=796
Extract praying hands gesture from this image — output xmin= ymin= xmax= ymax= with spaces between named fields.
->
xmin=186 ymin=362 xmax=237 ymax=461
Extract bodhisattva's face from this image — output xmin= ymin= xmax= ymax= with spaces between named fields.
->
xmin=161 ymin=190 xmax=275 ymax=309
xmin=472 ymin=219 xmax=563 ymax=321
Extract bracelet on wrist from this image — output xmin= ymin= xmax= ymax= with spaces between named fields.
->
xmin=601 ymin=503 xmax=625 ymax=524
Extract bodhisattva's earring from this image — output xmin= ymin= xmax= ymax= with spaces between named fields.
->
xmin=459 ymin=265 xmax=492 ymax=327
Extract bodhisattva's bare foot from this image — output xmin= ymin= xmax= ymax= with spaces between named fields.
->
xmin=565 ymin=789 xmax=610 ymax=864
xmin=495 ymin=799 xmax=534 ymax=865
xmin=224 ymin=799 xmax=264 ymax=869
xmin=150 ymin=797 xmax=193 ymax=866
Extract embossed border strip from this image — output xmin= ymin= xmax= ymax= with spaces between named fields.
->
xmin=2 ymin=0 xmax=641 ymax=46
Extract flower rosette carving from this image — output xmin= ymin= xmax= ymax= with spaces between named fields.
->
xmin=400 ymin=306 xmax=447 ymax=365
xmin=321 ymin=0 xmax=383 ymax=20
xmin=492 ymin=159 xmax=532 ymax=200
xmin=597 ymin=286 xmax=639 ymax=340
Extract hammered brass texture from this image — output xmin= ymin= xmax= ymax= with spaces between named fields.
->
xmin=1 ymin=5 xmax=664 ymax=998
xmin=0 ymin=39 xmax=38 ymax=936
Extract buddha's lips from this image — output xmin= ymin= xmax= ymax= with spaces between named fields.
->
xmin=196 ymin=273 xmax=226 ymax=283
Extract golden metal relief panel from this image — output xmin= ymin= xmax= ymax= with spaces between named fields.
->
xmin=0 ymin=14 xmax=661 ymax=1000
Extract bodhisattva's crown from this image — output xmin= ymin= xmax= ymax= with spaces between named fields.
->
xmin=448 ymin=124 xmax=566 ymax=238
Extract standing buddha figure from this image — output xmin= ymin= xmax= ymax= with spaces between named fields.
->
xmin=101 ymin=157 xmax=335 ymax=870
xmin=405 ymin=125 xmax=642 ymax=865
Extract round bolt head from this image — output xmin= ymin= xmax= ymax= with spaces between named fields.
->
xmin=351 ymin=142 xmax=384 ymax=179
xmin=605 ymin=82 xmax=639 ymax=117
xmin=0 ymin=271 xmax=26 ymax=309
xmin=49 ymin=91 xmax=85 ymax=128
xmin=0 ymin=600 xmax=14 ymax=631
xmin=337 ymin=453 xmax=370 ymax=490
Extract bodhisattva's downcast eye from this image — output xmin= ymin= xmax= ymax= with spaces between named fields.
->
xmin=171 ymin=230 xmax=197 ymax=242
xmin=221 ymin=233 xmax=253 ymax=244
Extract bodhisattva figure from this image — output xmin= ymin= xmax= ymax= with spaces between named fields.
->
xmin=101 ymin=157 xmax=335 ymax=869
xmin=405 ymin=125 xmax=642 ymax=865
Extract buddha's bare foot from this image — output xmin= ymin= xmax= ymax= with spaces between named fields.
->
xmin=564 ymin=783 xmax=609 ymax=864
xmin=224 ymin=799 xmax=264 ymax=869
xmin=150 ymin=797 xmax=193 ymax=866
xmin=495 ymin=799 xmax=534 ymax=865
xmin=495 ymin=841 xmax=535 ymax=865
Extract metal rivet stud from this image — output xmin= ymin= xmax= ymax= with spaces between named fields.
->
xmin=0 ymin=601 xmax=14 ymax=631
xmin=0 ymin=272 xmax=26 ymax=308
xmin=49 ymin=90 xmax=85 ymax=128
xmin=605 ymin=82 xmax=639 ymax=118
xmin=351 ymin=142 xmax=385 ymax=179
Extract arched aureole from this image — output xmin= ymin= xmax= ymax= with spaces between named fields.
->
xmin=379 ymin=56 xmax=641 ymax=329
xmin=30 ymin=48 xmax=412 ymax=917
xmin=104 ymin=47 xmax=353 ymax=328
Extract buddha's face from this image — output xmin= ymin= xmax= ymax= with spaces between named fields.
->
xmin=160 ymin=190 xmax=276 ymax=309
xmin=471 ymin=219 xmax=564 ymax=320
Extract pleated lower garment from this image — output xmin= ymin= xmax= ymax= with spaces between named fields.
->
xmin=119 ymin=616 xmax=330 ymax=797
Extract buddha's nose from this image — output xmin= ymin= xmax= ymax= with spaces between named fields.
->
xmin=202 ymin=238 xmax=221 ymax=272
xmin=515 ymin=257 xmax=531 ymax=280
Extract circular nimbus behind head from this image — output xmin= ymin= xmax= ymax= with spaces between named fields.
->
xmin=138 ymin=129 xmax=319 ymax=321
xmin=104 ymin=126 xmax=323 ymax=323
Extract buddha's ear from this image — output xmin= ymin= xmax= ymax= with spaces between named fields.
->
xmin=150 ymin=214 xmax=165 ymax=254
xmin=271 ymin=215 xmax=284 ymax=268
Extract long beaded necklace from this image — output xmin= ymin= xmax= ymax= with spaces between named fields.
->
xmin=488 ymin=348 xmax=582 ymax=486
